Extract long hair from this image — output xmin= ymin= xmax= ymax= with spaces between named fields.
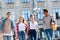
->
xmin=19 ymin=16 xmax=25 ymax=23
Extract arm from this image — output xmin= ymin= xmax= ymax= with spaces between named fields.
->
xmin=15 ymin=23 xmax=19 ymax=39
xmin=50 ymin=16 xmax=57 ymax=24
xmin=15 ymin=26 xmax=18 ymax=36
xmin=0 ymin=21 xmax=2 ymax=32
xmin=36 ymin=22 xmax=39 ymax=32
xmin=11 ymin=21 xmax=15 ymax=31
xmin=43 ymin=17 xmax=45 ymax=27
xmin=0 ymin=19 xmax=5 ymax=32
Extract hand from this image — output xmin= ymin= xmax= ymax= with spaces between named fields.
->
xmin=15 ymin=35 xmax=19 ymax=40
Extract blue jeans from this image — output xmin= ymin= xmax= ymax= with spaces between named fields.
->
xmin=3 ymin=36 xmax=11 ymax=40
xmin=29 ymin=29 xmax=36 ymax=40
xmin=18 ymin=31 xmax=26 ymax=40
xmin=45 ymin=29 xmax=53 ymax=40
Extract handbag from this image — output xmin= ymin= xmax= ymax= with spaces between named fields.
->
xmin=50 ymin=17 xmax=57 ymax=30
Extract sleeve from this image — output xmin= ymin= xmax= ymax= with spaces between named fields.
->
xmin=0 ymin=21 xmax=1 ymax=31
xmin=0 ymin=21 xmax=3 ymax=32
xmin=11 ymin=20 xmax=15 ymax=31
xmin=36 ymin=22 xmax=38 ymax=27
xmin=51 ymin=16 xmax=57 ymax=24
xmin=43 ymin=17 xmax=45 ymax=26
xmin=16 ymin=23 xmax=19 ymax=32
xmin=1 ymin=19 xmax=5 ymax=32
xmin=36 ymin=21 xmax=39 ymax=31
xmin=27 ymin=21 xmax=30 ymax=31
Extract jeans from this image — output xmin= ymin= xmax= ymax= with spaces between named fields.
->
xmin=3 ymin=36 xmax=11 ymax=40
xmin=29 ymin=29 xmax=36 ymax=40
xmin=45 ymin=29 xmax=53 ymax=40
xmin=18 ymin=31 xmax=26 ymax=40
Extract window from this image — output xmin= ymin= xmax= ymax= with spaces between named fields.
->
xmin=52 ymin=0 xmax=60 ymax=2
xmin=38 ymin=9 xmax=43 ymax=20
xmin=22 ymin=10 xmax=30 ymax=20
xmin=21 ymin=0 xmax=30 ymax=3
xmin=53 ymin=8 xmax=60 ymax=19
xmin=6 ymin=0 xmax=14 ymax=4
xmin=37 ymin=0 xmax=44 ymax=2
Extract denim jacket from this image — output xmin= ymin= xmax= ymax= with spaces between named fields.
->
xmin=1 ymin=18 xmax=15 ymax=32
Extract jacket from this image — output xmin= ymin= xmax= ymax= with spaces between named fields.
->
xmin=1 ymin=18 xmax=14 ymax=32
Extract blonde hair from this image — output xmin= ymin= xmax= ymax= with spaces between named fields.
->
xmin=23 ymin=19 xmax=27 ymax=24
xmin=19 ymin=15 xmax=25 ymax=23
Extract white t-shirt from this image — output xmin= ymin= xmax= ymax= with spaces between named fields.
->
xmin=30 ymin=21 xmax=38 ymax=29
xmin=19 ymin=23 xmax=25 ymax=31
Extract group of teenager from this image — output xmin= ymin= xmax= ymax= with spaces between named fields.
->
xmin=0 ymin=9 xmax=57 ymax=40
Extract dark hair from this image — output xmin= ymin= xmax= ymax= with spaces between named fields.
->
xmin=23 ymin=18 xmax=25 ymax=23
xmin=43 ymin=9 xmax=48 ymax=13
xmin=7 ymin=12 xmax=11 ymax=15
xmin=30 ymin=14 xmax=34 ymax=17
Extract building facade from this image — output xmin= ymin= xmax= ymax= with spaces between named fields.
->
xmin=0 ymin=0 xmax=60 ymax=27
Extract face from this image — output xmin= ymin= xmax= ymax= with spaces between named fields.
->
xmin=44 ymin=12 xmax=48 ymax=16
xmin=30 ymin=16 xmax=34 ymax=21
xmin=7 ymin=13 xmax=11 ymax=19
xmin=19 ymin=17 xmax=24 ymax=22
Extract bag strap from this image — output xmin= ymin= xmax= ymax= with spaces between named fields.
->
xmin=50 ymin=17 xmax=53 ymax=24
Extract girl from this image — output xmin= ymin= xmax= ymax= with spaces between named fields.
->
xmin=15 ymin=16 xmax=26 ymax=40
xmin=28 ymin=14 xmax=38 ymax=40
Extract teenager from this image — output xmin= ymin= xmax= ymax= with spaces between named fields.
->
xmin=43 ymin=9 xmax=56 ymax=40
xmin=15 ymin=16 xmax=26 ymax=40
xmin=28 ymin=14 xmax=38 ymax=40
xmin=1 ymin=12 xmax=15 ymax=40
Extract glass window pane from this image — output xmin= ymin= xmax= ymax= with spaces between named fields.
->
xmin=22 ymin=10 xmax=30 ymax=20
xmin=53 ymin=8 xmax=60 ymax=19
xmin=58 ymin=9 xmax=60 ymax=17
xmin=38 ymin=9 xmax=43 ymax=20
xmin=21 ymin=0 xmax=29 ymax=3
xmin=6 ymin=0 xmax=14 ymax=3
